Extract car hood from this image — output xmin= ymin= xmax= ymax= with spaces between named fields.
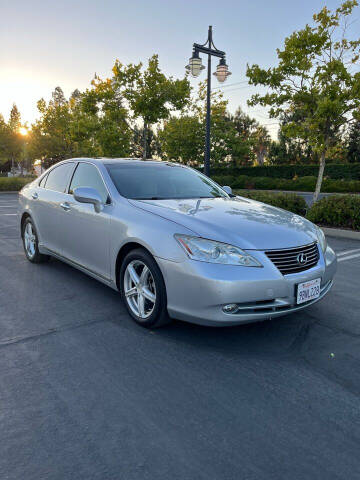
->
xmin=129 ymin=196 xmax=318 ymax=250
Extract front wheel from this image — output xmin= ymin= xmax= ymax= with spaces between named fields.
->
xmin=119 ymin=249 xmax=171 ymax=328
xmin=22 ymin=217 xmax=50 ymax=263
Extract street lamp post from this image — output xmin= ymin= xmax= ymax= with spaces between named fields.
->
xmin=186 ymin=26 xmax=231 ymax=177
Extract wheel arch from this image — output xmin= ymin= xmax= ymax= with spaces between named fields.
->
xmin=20 ymin=212 xmax=31 ymax=237
xmin=115 ymin=241 xmax=155 ymax=290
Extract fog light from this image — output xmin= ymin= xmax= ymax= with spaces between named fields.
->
xmin=223 ymin=304 xmax=238 ymax=313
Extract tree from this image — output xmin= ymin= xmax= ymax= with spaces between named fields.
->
xmin=81 ymin=77 xmax=132 ymax=157
xmin=346 ymin=120 xmax=360 ymax=162
xmin=225 ymin=108 xmax=257 ymax=166
xmin=247 ymin=1 xmax=360 ymax=203
xmin=112 ymin=54 xmax=191 ymax=159
xmin=0 ymin=114 xmax=12 ymax=168
xmin=253 ymin=126 xmax=271 ymax=165
xmin=29 ymin=90 xmax=75 ymax=164
xmin=159 ymin=115 xmax=204 ymax=165
xmin=7 ymin=104 xmax=23 ymax=172
xmin=189 ymin=83 xmax=249 ymax=167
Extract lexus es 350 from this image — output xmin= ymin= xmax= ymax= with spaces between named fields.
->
xmin=19 ymin=158 xmax=337 ymax=328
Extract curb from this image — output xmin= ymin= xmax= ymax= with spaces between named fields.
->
xmin=321 ymin=227 xmax=360 ymax=241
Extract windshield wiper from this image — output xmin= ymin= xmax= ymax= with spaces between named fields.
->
xmin=134 ymin=197 xmax=166 ymax=200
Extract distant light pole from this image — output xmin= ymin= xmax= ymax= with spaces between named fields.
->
xmin=186 ymin=26 xmax=231 ymax=177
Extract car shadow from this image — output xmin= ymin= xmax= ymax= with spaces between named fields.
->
xmin=155 ymin=313 xmax=315 ymax=360
xmin=48 ymin=256 xmax=317 ymax=361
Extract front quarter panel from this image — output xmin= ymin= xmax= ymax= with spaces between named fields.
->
xmin=109 ymin=199 xmax=191 ymax=283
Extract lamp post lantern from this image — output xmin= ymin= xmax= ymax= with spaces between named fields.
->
xmin=186 ymin=26 xmax=231 ymax=177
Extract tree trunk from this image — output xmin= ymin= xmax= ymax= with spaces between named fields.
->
xmin=142 ymin=122 xmax=147 ymax=160
xmin=312 ymin=150 xmax=326 ymax=204
xmin=256 ymin=149 xmax=265 ymax=166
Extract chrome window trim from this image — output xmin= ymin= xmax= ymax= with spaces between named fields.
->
xmin=69 ymin=160 xmax=113 ymax=206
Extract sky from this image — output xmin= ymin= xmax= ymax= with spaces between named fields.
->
xmin=0 ymin=0 xmax=357 ymax=139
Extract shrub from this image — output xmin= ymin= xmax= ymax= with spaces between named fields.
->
xmin=0 ymin=177 xmax=33 ymax=191
xmin=206 ymin=163 xmax=360 ymax=180
xmin=213 ymin=174 xmax=360 ymax=193
xmin=307 ymin=195 xmax=360 ymax=230
xmin=234 ymin=191 xmax=307 ymax=215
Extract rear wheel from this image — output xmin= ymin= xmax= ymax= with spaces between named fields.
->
xmin=22 ymin=217 xmax=50 ymax=263
xmin=120 ymin=249 xmax=171 ymax=328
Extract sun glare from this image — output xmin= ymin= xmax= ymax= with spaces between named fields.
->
xmin=19 ymin=127 xmax=28 ymax=136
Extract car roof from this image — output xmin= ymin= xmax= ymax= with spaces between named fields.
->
xmin=65 ymin=158 xmax=182 ymax=167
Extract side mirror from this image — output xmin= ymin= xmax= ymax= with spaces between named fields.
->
xmin=73 ymin=187 xmax=103 ymax=213
xmin=222 ymin=185 xmax=232 ymax=195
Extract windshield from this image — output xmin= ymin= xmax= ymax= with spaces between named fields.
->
xmin=105 ymin=163 xmax=228 ymax=200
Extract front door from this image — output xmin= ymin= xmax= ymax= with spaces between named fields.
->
xmin=61 ymin=162 xmax=111 ymax=281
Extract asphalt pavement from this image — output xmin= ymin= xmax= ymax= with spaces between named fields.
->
xmin=1 ymin=193 xmax=360 ymax=480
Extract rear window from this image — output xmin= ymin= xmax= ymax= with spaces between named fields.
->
xmin=45 ymin=163 xmax=74 ymax=193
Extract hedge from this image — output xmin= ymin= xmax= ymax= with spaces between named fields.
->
xmin=0 ymin=177 xmax=33 ymax=191
xmin=214 ymin=174 xmax=360 ymax=193
xmin=307 ymin=195 xmax=360 ymax=231
xmin=235 ymin=191 xmax=307 ymax=215
xmin=208 ymin=163 xmax=360 ymax=180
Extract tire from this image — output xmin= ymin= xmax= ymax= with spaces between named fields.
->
xmin=22 ymin=217 xmax=50 ymax=264
xmin=119 ymin=248 xmax=171 ymax=328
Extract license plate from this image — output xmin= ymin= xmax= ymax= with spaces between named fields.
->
xmin=296 ymin=278 xmax=321 ymax=305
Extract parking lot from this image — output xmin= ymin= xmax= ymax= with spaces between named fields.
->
xmin=1 ymin=192 xmax=360 ymax=480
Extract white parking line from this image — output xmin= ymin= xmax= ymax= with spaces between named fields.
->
xmin=337 ymin=248 xmax=360 ymax=257
xmin=0 ymin=205 xmax=16 ymax=208
xmin=0 ymin=213 xmax=17 ymax=216
xmin=338 ymin=253 xmax=360 ymax=262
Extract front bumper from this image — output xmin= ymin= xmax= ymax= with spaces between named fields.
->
xmin=156 ymin=245 xmax=337 ymax=326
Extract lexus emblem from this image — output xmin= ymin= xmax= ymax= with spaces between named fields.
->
xmin=297 ymin=253 xmax=308 ymax=265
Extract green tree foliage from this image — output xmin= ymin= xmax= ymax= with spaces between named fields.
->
xmin=159 ymin=85 xmax=259 ymax=168
xmin=252 ymin=125 xmax=271 ymax=166
xmin=30 ymin=88 xmax=77 ymax=163
xmin=158 ymin=115 xmax=204 ymax=165
xmin=0 ymin=114 xmax=12 ymax=167
xmin=112 ymin=54 xmax=191 ymax=159
xmin=30 ymin=83 xmax=132 ymax=166
xmin=268 ymin=126 xmax=314 ymax=165
xmin=225 ymin=108 xmax=257 ymax=166
xmin=81 ymin=76 xmax=132 ymax=157
xmin=2 ymin=105 xmax=24 ymax=171
xmin=247 ymin=1 xmax=360 ymax=202
xmin=346 ymin=120 xmax=360 ymax=162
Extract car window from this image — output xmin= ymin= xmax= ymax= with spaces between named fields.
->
xmin=45 ymin=163 xmax=74 ymax=193
xmin=39 ymin=174 xmax=48 ymax=188
xmin=69 ymin=163 xmax=109 ymax=204
xmin=105 ymin=163 xmax=228 ymax=200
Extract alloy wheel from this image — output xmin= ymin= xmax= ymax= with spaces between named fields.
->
xmin=24 ymin=222 xmax=36 ymax=260
xmin=124 ymin=260 xmax=156 ymax=319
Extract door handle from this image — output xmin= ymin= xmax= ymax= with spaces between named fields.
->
xmin=32 ymin=192 xmax=38 ymax=200
xmin=60 ymin=202 xmax=71 ymax=211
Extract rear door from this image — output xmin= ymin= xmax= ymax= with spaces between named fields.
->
xmin=61 ymin=162 xmax=112 ymax=281
xmin=33 ymin=162 xmax=75 ymax=255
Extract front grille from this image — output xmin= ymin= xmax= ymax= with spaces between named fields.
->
xmin=265 ymin=242 xmax=319 ymax=275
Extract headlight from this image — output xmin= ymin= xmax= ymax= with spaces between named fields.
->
xmin=175 ymin=234 xmax=263 ymax=267
xmin=316 ymin=227 xmax=327 ymax=253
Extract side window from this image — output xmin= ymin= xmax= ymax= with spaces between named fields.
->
xmin=39 ymin=174 xmax=48 ymax=188
xmin=69 ymin=163 xmax=109 ymax=204
xmin=45 ymin=163 xmax=74 ymax=193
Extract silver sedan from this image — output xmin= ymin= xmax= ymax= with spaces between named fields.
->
xmin=19 ymin=158 xmax=337 ymax=328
